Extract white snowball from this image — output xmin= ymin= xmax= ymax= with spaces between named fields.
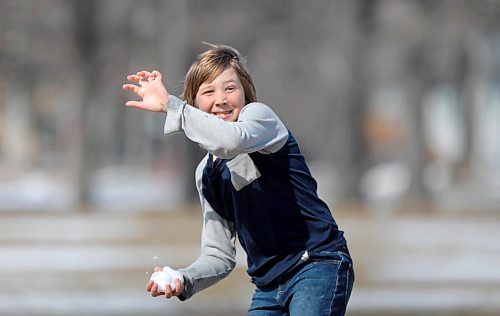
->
xmin=149 ymin=266 xmax=184 ymax=293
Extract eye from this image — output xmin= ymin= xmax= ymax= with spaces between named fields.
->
xmin=226 ymin=86 xmax=235 ymax=92
xmin=202 ymin=90 xmax=214 ymax=96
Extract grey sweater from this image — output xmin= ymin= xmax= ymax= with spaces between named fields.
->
xmin=163 ymin=96 xmax=289 ymax=300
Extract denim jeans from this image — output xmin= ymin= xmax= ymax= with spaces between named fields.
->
xmin=248 ymin=248 xmax=354 ymax=316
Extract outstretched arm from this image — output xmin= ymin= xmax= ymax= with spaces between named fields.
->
xmin=165 ymin=96 xmax=289 ymax=158
xmin=122 ymin=70 xmax=170 ymax=113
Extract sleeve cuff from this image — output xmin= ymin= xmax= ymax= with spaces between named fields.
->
xmin=164 ymin=95 xmax=185 ymax=135
xmin=177 ymin=272 xmax=194 ymax=301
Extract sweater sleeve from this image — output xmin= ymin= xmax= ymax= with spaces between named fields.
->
xmin=164 ymin=96 xmax=288 ymax=159
xmin=177 ymin=157 xmax=237 ymax=300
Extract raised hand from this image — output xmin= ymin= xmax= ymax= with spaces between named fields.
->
xmin=123 ymin=70 xmax=170 ymax=113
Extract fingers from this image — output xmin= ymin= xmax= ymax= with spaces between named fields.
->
xmin=146 ymin=280 xmax=154 ymax=291
xmin=126 ymin=74 xmax=143 ymax=83
xmin=137 ymin=71 xmax=154 ymax=83
xmin=146 ymin=279 xmax=163 ymax=297
xmin=137 ymin=69 xmax=160 ymax=76
xmin=129 ymin=70 xmax=162 ymax=82
xmin=165 ymin=284 xmax=173 ymax=298
xmin=146 ymin=278 xmax=182 ymax=300
xmin=122 ymin=83 xmax=140 ymax=94
xmin=174 ymin=278 xmax=183 ymax=295
xmin=151 ymin=70 xmax=162 ymax=80
xmin=164 ymin=279 xmax=183 ymax=298
xmin=146 ymin=281 xmax=183 ymax=299
xmin=137 ymin=70 xmax=152 ymax=78
xmin=165 ymin=278 xmax=183 ymax=299
xmin=150 ymin=282 xmax=163 ymax=297
xmin=147 ymin=282 xmax=173 ymax=298
xmin=147 ymin=267 xmax=167 ymax=298
xmin=124 ymin=70 xmax=162 ymax=90
xmin=127 ymin=71 xmax=152 ymax=83
xmin=125 ymin=100 xmax=144 ymax=109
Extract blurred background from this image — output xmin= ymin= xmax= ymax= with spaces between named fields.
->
xmin=1 ymin=0 xmax=500 ymax=315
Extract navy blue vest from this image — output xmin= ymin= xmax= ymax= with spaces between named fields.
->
xmin=202 ymin=132 xmax=346 ymax=287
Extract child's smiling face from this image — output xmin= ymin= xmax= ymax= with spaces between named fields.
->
xmin=195 ymin=67 xmax=246 ymax=122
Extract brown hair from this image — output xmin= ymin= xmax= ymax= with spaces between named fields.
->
xmin=182 ymin=44 xmax=257 ymax=107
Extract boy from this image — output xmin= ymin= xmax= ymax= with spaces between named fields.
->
xmin=123 ymin=44 xmax=354 ymax=315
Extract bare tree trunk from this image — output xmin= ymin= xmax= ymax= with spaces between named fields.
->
xmin=160 ymin=1 xmax=205 ymax=203
xmin=72 ymin=0 xmax=100 ymax=209
xmin=346 ymin=0 xmax=377 ymax=198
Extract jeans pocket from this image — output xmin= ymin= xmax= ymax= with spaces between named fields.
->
xmin=308 ymin=250 xmax=344 ymax=264
xmin=286 ymin=250 xmax=354 ymax=315
xmin=308 ymin=249 xmax=355 ymax=304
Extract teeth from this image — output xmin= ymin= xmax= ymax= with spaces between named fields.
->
xmin=215 ymin=111 xmax=232 ymax=119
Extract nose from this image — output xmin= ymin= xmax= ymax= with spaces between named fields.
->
xmin=214 ymin=91 xmax=227 ymax=106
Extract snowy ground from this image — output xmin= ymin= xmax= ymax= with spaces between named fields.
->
xmin=1 ymin=205 xmax=500 ymax=316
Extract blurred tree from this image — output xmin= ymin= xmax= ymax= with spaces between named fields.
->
xmin=72 ymin=0 xmax=100 ymax=208
xmin=0 ymin=0 xmax=499 ymax=211
xmin=347 ymin=0 xmax=377 ymax=199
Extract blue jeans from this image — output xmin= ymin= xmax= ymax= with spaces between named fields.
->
xmin=248 ymin=248 xmax=354 ymax=316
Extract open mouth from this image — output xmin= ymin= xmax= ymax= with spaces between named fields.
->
xmin=213 ymin=110 xmax=233 ymax=120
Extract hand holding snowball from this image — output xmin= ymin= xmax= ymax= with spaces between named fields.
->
xmin=147 ymin=266 xmax=184 ymax=299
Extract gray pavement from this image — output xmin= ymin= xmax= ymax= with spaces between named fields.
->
xmin=1 ymin=204 xmax=499 ymax=316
